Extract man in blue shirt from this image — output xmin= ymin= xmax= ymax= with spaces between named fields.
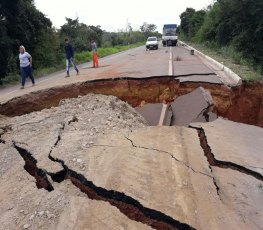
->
xmin=65 ymin=38 xmax=79 ymax=77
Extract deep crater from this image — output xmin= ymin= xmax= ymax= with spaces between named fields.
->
xmin=0 ymin=76 xmax=262 ymax=127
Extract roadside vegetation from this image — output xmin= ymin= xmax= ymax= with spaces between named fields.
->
xmin=0 ymin=0 xmax=160 ymax=86
xmin=178 ymin=0 xmax=263 ymax=81
xmin=1 ymin=43 xmax=143 ymax=86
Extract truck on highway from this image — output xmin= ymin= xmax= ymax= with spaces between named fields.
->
xmin=162 ymin=24 xmax=178 ymax=46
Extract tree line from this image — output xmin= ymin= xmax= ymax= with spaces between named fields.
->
xmin=0 ymin=0 xmax=160 ymax=84
xmin=178 ymin=0 xmax=263 ymax=74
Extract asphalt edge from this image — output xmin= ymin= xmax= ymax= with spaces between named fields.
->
xmin=178 ymin=41 xmax=242 ymax=87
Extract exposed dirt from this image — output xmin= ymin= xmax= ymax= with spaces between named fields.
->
xmin=0 ymin=94 xmax=148 ymax=230
xmin=0 ymin=91 xmax=263 ymax=229
xmin=0 ymin=77 xmax=262 ymax=127
xmin=0 ymin=74 xmax=263 ymax=229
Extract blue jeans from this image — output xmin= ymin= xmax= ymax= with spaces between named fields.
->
xmin=66 ymin=58 xmax=79 ymax=74
xmin=20 ymin=65 xmax=35 ymax=86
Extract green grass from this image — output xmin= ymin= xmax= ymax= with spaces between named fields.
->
xmin=185 ymin=41 xmax=263 ymax=82
xmin=0 ymin=43 xmax=143 ymax=87
xmin=74 ymin=43 xmax=143 ymax=64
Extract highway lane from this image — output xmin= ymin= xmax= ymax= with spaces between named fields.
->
xmin=0 ymin=44 xmax=222 ymax=103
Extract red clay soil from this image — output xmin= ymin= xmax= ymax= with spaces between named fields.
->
xmin=0 ymin=77 xmax=262 ymax=127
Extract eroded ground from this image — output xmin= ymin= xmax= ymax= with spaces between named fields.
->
xmin=0 ymin=93 xmax=262 ymax=230
xmin=0 ymin=45 xmax=263 ymax=230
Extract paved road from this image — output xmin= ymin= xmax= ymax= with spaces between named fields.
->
xmin=1 ymin=44 xmax=262 ymax=230
xmin=0 ymin=44 xmax=223 ymax=103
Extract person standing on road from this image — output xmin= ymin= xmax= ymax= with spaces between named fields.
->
xmin=91 ymin=40 xmax=99 ymax=68
xmin=65 ymin=38 xmax=79 ymax=77
xmin=19 ymin=45 xmax=35 ymax=89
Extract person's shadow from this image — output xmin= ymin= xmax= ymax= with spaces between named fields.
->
xmin=82 ymin=65 xmax=110 ymax=69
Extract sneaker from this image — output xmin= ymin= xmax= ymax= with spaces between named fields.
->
xmin=20 ymin=86 xmax=25 ymax=89
xmin=65 ymin=74 xmax=70 ymax=78
xmin=32 ymin=83 xmax=35 ymax=87
xmin=76 ymin=70 xmax=79 ymax=75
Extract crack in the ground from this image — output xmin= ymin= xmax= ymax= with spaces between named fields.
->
xmin=190 ymin=126 xmax=263 ymax=183
xmin=91 ymin=144 xmax=118 ymax=148
xmin=0 ymin=125 xmax=12 ymax=144
xmin=174 ymin=73 xmax=217 ymax=78
xmin=124 ymin=135 xmax=212 ymax=179
xmin=43 ymin=126 xmax=196 ymax=229
xmin=68 ymin=115 xmax=79 ymax=125
xmin=47 ymin=156 xmax=195 ymax=230
xmin=194 ymin=104 xmax=214 ymax=123
xmin=186 ymin=127 xmax=221 ymax=198
xmin=11 ymin=130 xmax=196 ymax=229
xmin=49 ymin=123 xmax=66 ymax=156
xmin=12 ymin=142 xmax=54 ymax=192
xmin=0 ymin=138 xmax=5 ymax=144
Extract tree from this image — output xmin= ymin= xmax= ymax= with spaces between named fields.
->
xmin=179 ymin=0 xmax=263 ymax=73
xmin=0 ymin=0 xmax=56 ymax=81
xmin=59 ymin=18 xmax=103 ymax=51
xmin=140 ymin=22 xmax=158 ymax=38
xmin=189 ymin=10 xmax=206 ymax=39
xmin=179 ymin=8 xmax=196 ymax=39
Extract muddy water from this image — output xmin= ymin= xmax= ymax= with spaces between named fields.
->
xmin=0 ymin=77 xmax=262 ymax=127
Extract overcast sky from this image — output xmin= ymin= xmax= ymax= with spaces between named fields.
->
xmin=34 ymin=0 xmax=213 ymax=32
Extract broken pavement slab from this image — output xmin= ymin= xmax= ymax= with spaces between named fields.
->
xmin=1 ymin=94 xmax=263 ymax=229
xmin=135 ymin=87 xmax=217 ymax=127
xmin=135 ymin=103 xmax=164 ymax=126
xmin=56 ymin=197 xmax=153 ymax=230
xmin=170 ymin=87 xmax=216 ymax=126
xmin=50 ymin=126 xmax=254 ymax=229
xmin=176 ymin=74 xmax=222 ymax=84
xmin=191 ymin=118 xmax=263 ymax=175
xmin=212 ymin=167 xmax=263 ymax=229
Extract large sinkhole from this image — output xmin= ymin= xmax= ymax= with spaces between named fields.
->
xmin=0 ymin=76 xmax=262 ymax=127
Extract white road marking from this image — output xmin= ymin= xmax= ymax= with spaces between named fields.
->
xmin=158 ymin=47 xmax=173 ymax=125
xmin=168 ymin=47 xmax=173 ymax=75
xmin=158 ymin=104 xmax=168 ymax=126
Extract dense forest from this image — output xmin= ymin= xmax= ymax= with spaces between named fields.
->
xmin=0 ymin=0 xmax=159 ymax=84
xmin=179 ymin=0 xmax=263 ymax=75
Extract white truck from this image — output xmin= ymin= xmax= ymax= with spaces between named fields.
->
xmin=162 ymin=24 xmax=178 ymax=46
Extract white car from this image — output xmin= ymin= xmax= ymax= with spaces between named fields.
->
xmin=146 ymin=36 xmax=159 ymax=50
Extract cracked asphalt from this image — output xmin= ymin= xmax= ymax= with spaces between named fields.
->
xmin=0 ymin=45 xmax=263 ymax=230
xmin=1 ymin=93 xmax=263 ymax=229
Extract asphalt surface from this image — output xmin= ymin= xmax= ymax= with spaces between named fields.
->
xmin=1 ymin=44 xmax=263 ymax=230
xmin=0 ymin=44 xmax=223 ymax=103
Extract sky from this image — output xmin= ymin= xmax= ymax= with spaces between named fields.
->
xmin=34 ymin=0 xmax=213 ymax=32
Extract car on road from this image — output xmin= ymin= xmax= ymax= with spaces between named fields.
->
xmin=146 ymin=36 xmax=159 ymax=50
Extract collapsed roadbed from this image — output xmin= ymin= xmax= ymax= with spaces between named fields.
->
xmin=0 ymin=76 xmax=262 ymax=127
xmin=0 ymin=78 xmax=263 ymax=229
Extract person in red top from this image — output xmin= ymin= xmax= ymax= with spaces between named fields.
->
xmin=91 ymin=40 xmax=99 ymax=68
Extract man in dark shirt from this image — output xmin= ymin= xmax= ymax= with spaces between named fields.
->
xmin=65 ymin=38 xmax=79 ymax=77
